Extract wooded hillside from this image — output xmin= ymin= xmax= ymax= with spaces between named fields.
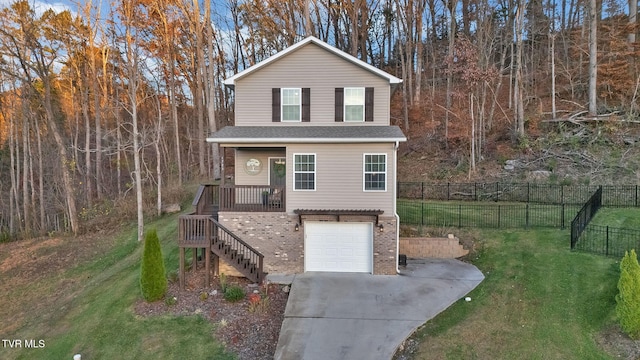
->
xmin=1 ymin=0 xmax=639 ymax=239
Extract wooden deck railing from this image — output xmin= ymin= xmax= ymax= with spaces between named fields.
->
xmin=219 ymin=185 xmax=285 ymax=212
xmin=192 ymin=184 xmax=220 ymax=215
xmin=178 ymin=214 xmax=264 ymax=285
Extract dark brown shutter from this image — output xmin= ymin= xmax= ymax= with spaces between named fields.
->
xmin=272 ymin=88 xmax=281 ymax=122
xmin=365 ymin=87 xmax=374 ymax=122
xmin=302 ymin=88 xmax=311 ymax=122
xmin=335 ymin=88 xmax=344 ymax=122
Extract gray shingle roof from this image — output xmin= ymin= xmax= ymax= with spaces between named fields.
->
xmin=207 ymin=126 xmax=406 ymax=144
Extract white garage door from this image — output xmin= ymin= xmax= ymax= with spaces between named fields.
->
xmin=304 ymin=222 xmax=373 ymax=273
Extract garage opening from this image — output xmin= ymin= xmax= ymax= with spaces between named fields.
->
xmin=304 ymin=221 xmax=373 ymax=273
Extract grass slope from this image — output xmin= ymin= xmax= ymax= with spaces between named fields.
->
xmin=590 ymin=208 xmax=640 ymax=229
xmin=409 ymin=229 xmax=619 ymax=359
xmin=2 ymin=214 xmax=233 ymax=360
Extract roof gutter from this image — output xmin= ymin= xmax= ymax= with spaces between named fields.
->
xmin=206 ymin=137 xmax=407 ymax=144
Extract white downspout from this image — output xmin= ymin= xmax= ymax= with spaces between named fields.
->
xmin=394 ymin=141 xmax=400 ymax=274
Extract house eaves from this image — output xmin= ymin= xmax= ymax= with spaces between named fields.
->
xmin=223 ymin=36 xmax=402 ymax=88
xmin=206 ymin=126 xmax=407 ymax=144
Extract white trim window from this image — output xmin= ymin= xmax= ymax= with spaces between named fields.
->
xmin=281 ymin=88 xmax=302 ymax=122
xmin=363 ymin=154 xmax=386 ymax=191
xmin=344 ymin=87 xmax=365 ymax=122
xmin=294 ymin=153 xmax=316 ymax=190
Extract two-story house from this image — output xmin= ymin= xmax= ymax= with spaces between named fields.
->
xmin=206 ymin=36 xmax=406 ymax=277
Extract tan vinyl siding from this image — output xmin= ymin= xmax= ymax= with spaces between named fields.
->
xmin=286 ymin=143 xmax=396 ymax=215
xmin=234 ymin=43 xmax=391 ymax=126
xmin=235 ymin=148 xmax=286 ymax=185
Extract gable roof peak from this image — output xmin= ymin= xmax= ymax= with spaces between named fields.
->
xmin=223 ymin=36 xmax=402 ymax=87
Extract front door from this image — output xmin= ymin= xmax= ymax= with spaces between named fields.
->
xmin=270 ymin=158 xmax=286 ymax=187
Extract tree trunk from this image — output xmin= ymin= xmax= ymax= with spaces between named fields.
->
xmin=43 ymin=81 xmax=79 ymax=235
xmin=588 ymin=0 xmax=598 ymax=116
xmin=551 ymin=33 xmax=557 ymax=119
xmin=205 ymin=2 xmax=221 ymax=180
xmin=35 ymin=116 xmax=45 ymax=233
xmin=514 ymin=0 xmax=526 ymax=137
xmin=22 ymin=100 xmax=30 ymax=234
xmin=8 ymin=104 xmax=17 ymax=235
xmin=630 ymin=0 xmax=637 ymax=43
xmin=155 ymin=95 xmax=163 ymax=217
xmin=445 ymin=0 xmax=458 ymax=146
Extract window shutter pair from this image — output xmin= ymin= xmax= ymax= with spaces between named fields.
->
xmin=334 ymin=87 xmax=374 ymax=122
xmin=272 ymin=88 xmax=310 ymax=122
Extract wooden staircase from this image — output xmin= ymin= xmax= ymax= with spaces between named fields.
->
xmin=177 ymin=185 xmax=265 ymax=288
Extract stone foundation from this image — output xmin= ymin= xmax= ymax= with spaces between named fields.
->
xmin=218 ymin=212 xmax=303 ymax=275
xmin=218 ymin=212 xmax=398 ymax=275
xmin=399 ymin=234 xmax=469 ymax=259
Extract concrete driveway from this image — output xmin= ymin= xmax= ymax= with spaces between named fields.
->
xmin=272 ymin=258 xmax=484 ymax=360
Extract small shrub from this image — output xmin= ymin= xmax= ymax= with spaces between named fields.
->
xmin=167 ymin=270 xmax=179 ymax=284
xmin=616 ymin=249 xmax=640 ymax=339
xmin=219 ymin=273 xmax=228 ymax=293
xmin=164 ymin=296 xmax=177 ymax=306
xmin=199 ymin=291 xmax=208 ymax=301
xmin=0 ymin=231 xmax=10 ymax=243
xmin=248 ymin=293 xmax=270 ymax=313
xmin=224 ymin=285 xmax=245 ymax=303
xmin=140 ymin=228 xmax=168 ymax=302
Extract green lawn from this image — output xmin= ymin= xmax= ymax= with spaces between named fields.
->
xmin=406 ymin=228 xmax=620 ymax=360
xmin=2 ymin=213 xmax=233 ymax=360
xmin=590 ymin=208 xmax=640 ymax=229
xmin=573 ymin=208 xmax=640 ymax=258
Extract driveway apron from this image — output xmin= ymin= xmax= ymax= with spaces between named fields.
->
xmin=274 ymin=258 xmax=485 ymax=360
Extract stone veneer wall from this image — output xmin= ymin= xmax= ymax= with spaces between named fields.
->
xmin=218 ymin=212 xmax=303 ymax=275
xmin=217 ymin=212 xmax=398 ymax=275
xmin=399 ymin=235 xmax=469 ymax=259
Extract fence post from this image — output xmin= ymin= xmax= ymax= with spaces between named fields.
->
xmin=561 ymin=184 xmax=564 ymax=205
xmin=421 ymin=202 xmax=424 ymax=226
xmin=447 ymin=182 xmax=450 ymax=201
xmin=498 ymin=205 xmax=501 ymax=228
xmin=458 ymin=204 xmax=462 ymax=228
xmin=475 ymin=183 xmax=478 ymax=201
xmin=421 ymin=182 xmax=424 ymax=201
xmin=527 ymin=182 xmax=530 ymax=203
xmin=561 ymin=204 xmax=565 ymax=229
xmin=526 ymin=204 xmax=530 ymax=229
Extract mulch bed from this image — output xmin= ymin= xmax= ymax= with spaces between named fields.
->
xmin=135 ymin=266 xmax=289 ymax=360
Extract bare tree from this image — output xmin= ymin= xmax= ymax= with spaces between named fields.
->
xmin=117 ymin=0 xmax=146 ymax=241
xmin=0 ymin=2 xmax=80 ymax=234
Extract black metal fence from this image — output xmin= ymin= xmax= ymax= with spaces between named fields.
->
xmin=398 ymin=182 xmax=640 ymax=207
xmin=572 ymin=224 xmax=640 ymax=258
xmin=570 ymin=186 xmax=603 ymax=249
xmin=397 ymin=201 xmax=578 ymax=229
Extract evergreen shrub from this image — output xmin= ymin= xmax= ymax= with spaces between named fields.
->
xmin=140 ymin=228 xmax=168 ymax=302
xmin=616 ymin=249 xmax=640 ymax=339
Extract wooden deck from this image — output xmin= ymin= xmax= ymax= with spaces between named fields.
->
xmin=177 ymin=184 xmax=266 ymax=288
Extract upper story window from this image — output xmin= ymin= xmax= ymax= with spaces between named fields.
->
xmin=272 ymin=88 xmax=310 ymax=122
xmin=335 ymin=87 xmax=374 ymax=122
xmin=282 ymin=88 xmax=301 ymax=121
xmin=294 ymin=153 xmax=316 ymax=191
xmin=363 ymin=154 xmax=386 ymax=191
xmin=344 ymin=88 xmax=365 ymax=122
